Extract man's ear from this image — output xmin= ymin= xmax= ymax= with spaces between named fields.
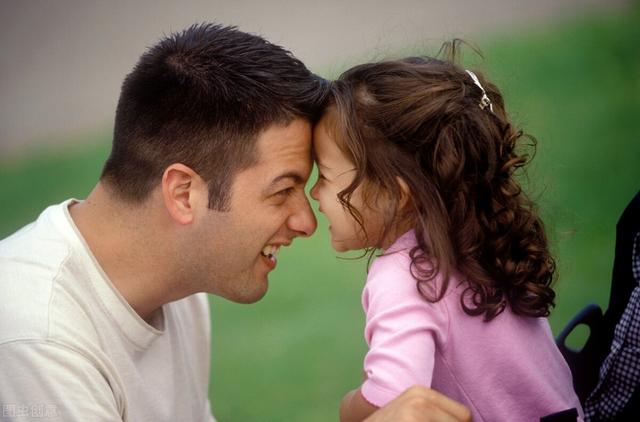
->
xmin=161 ymin=163 xmax=207 ymax=225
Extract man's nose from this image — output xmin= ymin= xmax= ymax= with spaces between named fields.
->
xmin=287 ymin=193 xmax=317 ymax=237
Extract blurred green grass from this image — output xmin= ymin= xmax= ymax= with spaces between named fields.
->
xmin=0 ymin=8 xmax=638 ymax=421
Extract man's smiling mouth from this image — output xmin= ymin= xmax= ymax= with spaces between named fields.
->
xmin=261 ymin=245 xmax=280 ymax=263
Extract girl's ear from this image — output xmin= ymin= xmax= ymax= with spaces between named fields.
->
xmin=396 ymin=176 xmax=412 ymax=211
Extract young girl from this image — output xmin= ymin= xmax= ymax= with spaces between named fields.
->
xmin=310 ymin=48 xmax=583 ymax=421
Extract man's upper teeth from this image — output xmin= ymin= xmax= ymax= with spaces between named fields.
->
xmin=262 ymin=245 xmax=279 ymax=256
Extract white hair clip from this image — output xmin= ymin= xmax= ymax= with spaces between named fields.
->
xmin=465 ymin=70 xmax=493 ymax=112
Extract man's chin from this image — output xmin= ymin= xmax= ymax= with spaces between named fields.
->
xmin=235 ymin=290 xmax=268 ymax=304
xmin=224 ymin=280 xmax=269 ymax=304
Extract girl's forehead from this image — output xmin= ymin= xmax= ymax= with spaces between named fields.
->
xmin=317 ymin=106 xmax=342 ymax=134
xmin=314 ymin=109 xmax=348 ymax=152
xmin=313 ymin=122 xmax=354 ymax=169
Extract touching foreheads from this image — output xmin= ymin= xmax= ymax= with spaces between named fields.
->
xmin=101 ymin=23 xmax=329 ymax=210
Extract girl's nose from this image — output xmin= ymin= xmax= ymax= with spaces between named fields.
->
xmin=309 ymin=181 xmax=319 ymax=201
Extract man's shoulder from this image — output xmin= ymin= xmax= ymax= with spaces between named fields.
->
xmin=0 ymin=201 xmax=84 ymax=344
xmin=0 ymin=201 xmax=73 ymax=265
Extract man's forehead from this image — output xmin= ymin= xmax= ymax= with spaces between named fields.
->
xmin=253 ymin=120 xmax=312 ymax=161
xmin=236 ymin=119 xmax=313 ymax=184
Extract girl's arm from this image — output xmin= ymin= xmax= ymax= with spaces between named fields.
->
xmin=341 ymin=386 xmax=473 ymax=422
xmin=364 ymin=386 xmax=472 ymax=422
xmin=340 ymin=387 xmax=379 ymax=422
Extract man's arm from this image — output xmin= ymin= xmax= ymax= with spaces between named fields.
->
xmin=365 ymin=386 xmax=472 ymax=422
xmin=0 ymin=340 xmax=122 ymax=421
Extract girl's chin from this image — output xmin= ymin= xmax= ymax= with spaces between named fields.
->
xmin=330 ymin=238 xmax=364 ymax=253
xmin=330 ymin=238 xmax=350 ymax=253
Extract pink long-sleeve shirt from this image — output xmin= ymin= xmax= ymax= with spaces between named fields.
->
xmin=360 ymin=230 xmax=583 ymax=421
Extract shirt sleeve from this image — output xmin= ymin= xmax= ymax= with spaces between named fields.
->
xmin=360 ymin=253 xmax=448 ymax=408
xmin=0 ymin=340 xmax=123 ymax=421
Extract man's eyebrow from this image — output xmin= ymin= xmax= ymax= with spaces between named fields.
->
xmin=268 ymin=172 xmax=305 ymax=188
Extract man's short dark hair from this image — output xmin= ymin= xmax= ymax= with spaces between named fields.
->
xmin=101 ymin=23 xmax=328 ymax=210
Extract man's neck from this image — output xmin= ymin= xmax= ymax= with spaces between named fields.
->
xmin=69 ymin=183 xmax=188 ymax=322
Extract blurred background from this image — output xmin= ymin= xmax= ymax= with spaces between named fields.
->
xmin=1 ymin=1 xmax=638 ymax=421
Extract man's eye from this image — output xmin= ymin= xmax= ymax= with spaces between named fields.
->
xmin=276 ymin=187 xmax=295 ymax=197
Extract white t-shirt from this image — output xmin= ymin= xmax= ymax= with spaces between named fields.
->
xmin=0 ymin=200 xmax=216 ymax=421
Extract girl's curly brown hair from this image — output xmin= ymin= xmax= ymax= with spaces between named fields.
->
xmin=328 ymin=41 xmax=556 ymax=321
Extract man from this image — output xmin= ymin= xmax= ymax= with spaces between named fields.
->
xmin=0 ymin=24 xmax=470 ymax=421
